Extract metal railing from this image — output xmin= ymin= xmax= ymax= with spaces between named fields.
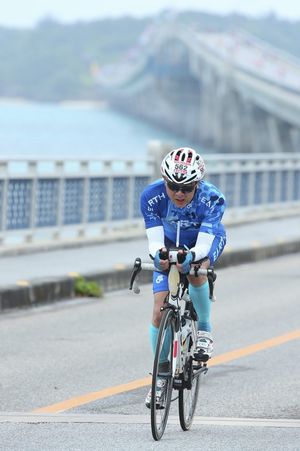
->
xmin=0 ymin=157 xmax=153 ymax=245
xmin=203 ymin=153 xmax=300 ymax=209
xmin=0 ymin=152 xmax=300 ymax=246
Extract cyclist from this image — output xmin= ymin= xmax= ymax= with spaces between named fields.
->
xmin=140 ymin=147 xmax=226 ymax=408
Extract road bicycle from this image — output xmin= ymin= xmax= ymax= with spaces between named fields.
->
xmin=129 ymin=248 xmax=216 ymax=441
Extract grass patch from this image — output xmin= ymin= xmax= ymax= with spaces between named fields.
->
xmin=74 ymin=276 xmax=103 ymax=298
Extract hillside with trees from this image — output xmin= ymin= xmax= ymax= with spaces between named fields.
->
xmin=0 ymin=12 xmax=299 ymax=102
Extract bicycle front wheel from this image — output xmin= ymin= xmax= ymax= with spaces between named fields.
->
xmin=151 ymin=308 xmax=175 ymax=441
xmin=178 ymin=358 xmax=201 ymax=431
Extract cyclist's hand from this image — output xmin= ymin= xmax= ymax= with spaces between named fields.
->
xmin=154 ymin=248 xmax=169 ymax=271
xmin=176 ymin=250 xmax=193 ymax=274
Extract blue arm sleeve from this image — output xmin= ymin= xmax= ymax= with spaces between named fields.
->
xmin=140 ymin=189 xmax=163 ymax=229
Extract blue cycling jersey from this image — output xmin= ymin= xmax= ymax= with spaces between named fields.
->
xmin=140 ymin=179 xmax=226 ymax=249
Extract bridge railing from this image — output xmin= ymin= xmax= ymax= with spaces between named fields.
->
xmin=0 ymin=157 xmax=153 ymax=246
xmin=0 ymin=152 xmax=300 ymax=247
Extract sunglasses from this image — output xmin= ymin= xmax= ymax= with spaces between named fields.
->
xmin=166 ymin=181 xmax=197 ymax=193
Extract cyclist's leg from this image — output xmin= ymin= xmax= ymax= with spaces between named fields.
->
xmin=188 ymin=258 xmax=212 ymax=332
xmin=146 ymin=273 xmax=171 ymax=409
xmin=149 ymin=271 xmax=169 ymax=358
xmin=149 ymin=293 xmax=171 ymax=361
xmin=150 ymin=308 xmax=175 ymax=439
xmin=188 ymin=233 xmax=226 ymax=360
xmin=188 ymin=261 xmax=213 ymax=360
xmin=188 ymin=233 xmax=226 ymax=332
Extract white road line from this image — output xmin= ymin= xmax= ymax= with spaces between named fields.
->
xmin=0 ymin=414 xmax=299 ymax=428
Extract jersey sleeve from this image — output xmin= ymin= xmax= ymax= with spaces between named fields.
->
xmin=140 ymin=188 xmax=163 ymax=229
xmin=199 ymin=192 xmax=226 ymax=235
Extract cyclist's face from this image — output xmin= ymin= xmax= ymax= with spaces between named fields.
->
xmin=165 ymin=180 xmax=198 ymax=208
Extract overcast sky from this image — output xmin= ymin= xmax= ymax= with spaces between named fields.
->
xmin=1 ymin=0 xmax=300 ymax=28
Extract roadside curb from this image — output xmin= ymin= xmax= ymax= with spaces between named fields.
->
xmin=0 ymin=238 xmax=300 ymax=313
xmin=217 ymin=238 xmax=300 ymax=267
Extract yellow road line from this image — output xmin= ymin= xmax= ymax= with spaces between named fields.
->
xmin=114 ymin=263 xmax=127 ymax=270
xmin=33 ymin=329 xmax=300 ymax=414
xmin=16 ymin=280 xmax=30 ymax=287
xmin=251 ymin=240 xmax=261 ymax=248
xmin=208 ymin=329 xmax=300 ymax=366
xmin=68 ymin=272 xmax=81 ymax=278
xmin=33 ymin=377 xmax=151 ymax=414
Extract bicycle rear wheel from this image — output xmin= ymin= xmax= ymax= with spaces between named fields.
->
xmin=178 ymin=357 xmax=201 ymax=431
xmin=151 ymin=308 xmax=175 ymax=441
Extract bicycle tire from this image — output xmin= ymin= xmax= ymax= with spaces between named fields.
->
xmin=178 ymin=356 xmax=201 ymax=431
xmin=151 ymin=308 xmax=175 ymax=441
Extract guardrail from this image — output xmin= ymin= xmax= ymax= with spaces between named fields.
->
xmin=0 ymin=151 xmax=300 ymax=247
xmin=0 ymin=157 xmax=153 ymax=246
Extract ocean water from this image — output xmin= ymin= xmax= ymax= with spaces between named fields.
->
xmin=0 ymin=100 xmax=201 ymax=243
xmin=0 ymin=100 xmax=190 ymax=159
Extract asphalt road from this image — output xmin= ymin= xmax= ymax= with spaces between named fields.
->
xmin=0 ymin=253 xmax=299 ymax=450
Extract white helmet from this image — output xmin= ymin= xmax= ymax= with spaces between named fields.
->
xmin=161 ymin=147 xmax=206 ymax=184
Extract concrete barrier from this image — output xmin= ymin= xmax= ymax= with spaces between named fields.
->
xmin=0 ymin=238 xmax=299 ymax=313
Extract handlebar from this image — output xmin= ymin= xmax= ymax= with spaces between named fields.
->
xmin=129 ymin=255 xmax=217 ymax=300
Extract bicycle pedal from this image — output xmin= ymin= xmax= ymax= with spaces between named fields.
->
xmin=173 ymin=378 xmax=183 ymax=389
xmin=193 ymin=350 xmax=210 ymax=362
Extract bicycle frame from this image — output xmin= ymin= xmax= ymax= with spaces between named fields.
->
xmin=129 ymin=253 xmax=214 ymax=382
xmin=164 ymin=262 xmax=207 ymax=390
xmin=129 ymin=251 xmax=216 ymax=440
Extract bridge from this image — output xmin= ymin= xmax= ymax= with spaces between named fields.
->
xmin=0 ymin=149 xmax=299 ymax=309
xmin=97 ymin=23 xmax=300 ymax=154
xmin=1 ymin=150 xmax=300 ymax=250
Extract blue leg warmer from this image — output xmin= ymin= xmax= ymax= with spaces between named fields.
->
xmin=188 ymin=281 xmax=212 ymax=332
xmin=149 ymin=323 xmax=171 ymax=362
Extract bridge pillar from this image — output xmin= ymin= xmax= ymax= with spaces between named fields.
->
xmin=220 ymin=87 xmax=243 ymax=153
xmin=147 ymin=140 xmax=173 ymax=180
xmin=212 ymin=79 xmax=227 ymax=150
xmin=198 ymin=67 xmax=215 ymax=145
xmin=267 ymin=117 xmax=282 ymax=153
xmin=238 ymin=98 xmax=255 ymax=153
xmin=290 ymin=128 xmax=300 ymax=153
xmin=230 ymin=92 xmax=243 ymax=153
